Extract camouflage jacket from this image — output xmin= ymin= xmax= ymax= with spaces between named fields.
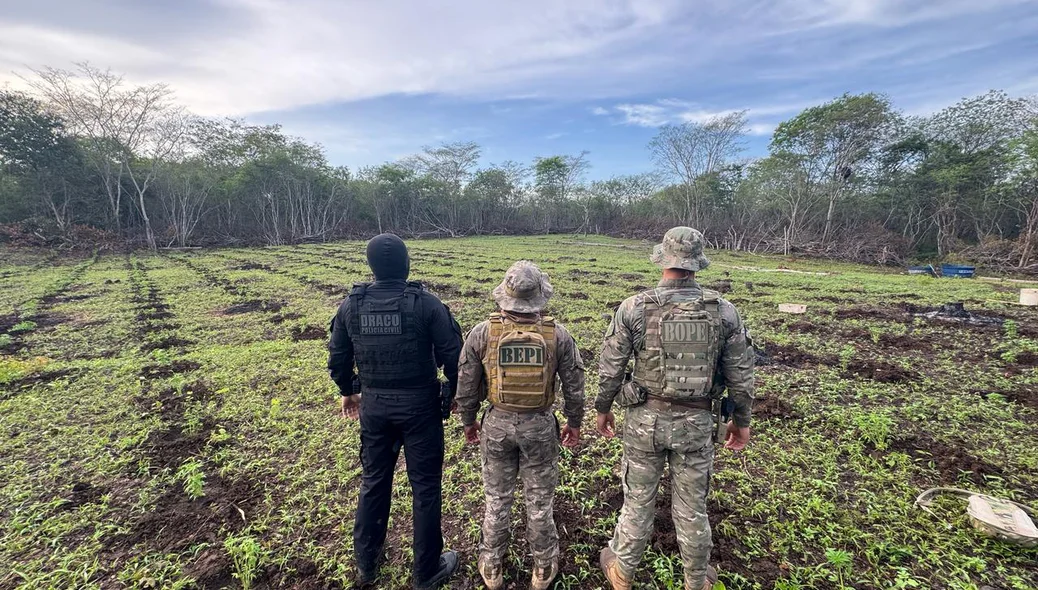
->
xmin=596 ymin=277 xmax=755 ymax=427
xmin=457 ymin=314 xmax=586 ymax=428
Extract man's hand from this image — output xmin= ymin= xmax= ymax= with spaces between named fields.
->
xmin=464 ymin=422 xmax=481 ymax=445
xmin=724 ymin=424 xmax=750 ymax=451
xmin=596 ymin=412 xmax=616 ymax=438
xmin=340 ymin=394 xmax=361 ymax=420
xmin=561 ymin=425 xmax=581 ymax=448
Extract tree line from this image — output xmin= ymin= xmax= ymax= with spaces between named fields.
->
xmin=2 ymin=64 xmax=1037 ymax=268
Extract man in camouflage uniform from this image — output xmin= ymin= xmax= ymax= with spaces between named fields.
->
xmin=456 ymin=261 xmax=586 ymax=590
xmin=596 ymin=227 xmax=755 ymax=590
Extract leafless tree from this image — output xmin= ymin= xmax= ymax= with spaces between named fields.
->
xmin=25 ymin=65 xmax=177 ymax=244
xmin=649 ymin=111 xmax=747 ymax=227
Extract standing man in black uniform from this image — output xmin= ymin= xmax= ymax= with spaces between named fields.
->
xmin=328 ymin=233 xmax=463 ymax=589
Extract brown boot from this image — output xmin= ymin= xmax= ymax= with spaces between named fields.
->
xmin=531 ymin=558 xmax=558 ymax=590
xmin=477 ymin=555 xmax=503 ymax=590
xmin=599 ymin=547 xmax=632 ymax=590
xmin=686 ymin=564 xmax=718 ymax=590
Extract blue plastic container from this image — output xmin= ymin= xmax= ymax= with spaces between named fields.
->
xmin=940 ymin=264 xmax=976 ymax=278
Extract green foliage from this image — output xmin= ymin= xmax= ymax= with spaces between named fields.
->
xmin=176 ymin=459 xmax=206 ymax=499
xmin=224 ymin=535 xmax=265 ymax=590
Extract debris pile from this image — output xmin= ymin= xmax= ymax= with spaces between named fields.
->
xmin=911 ymin=302 xmax=1003 ymax=326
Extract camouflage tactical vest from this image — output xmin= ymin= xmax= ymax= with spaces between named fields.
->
xmin=633 ymin=287 xmax=723 ymax=400
xmin=483 ymin=314 xmax=557 ymax=412
xmin=349 ymin=282 xmax=437 ymax=390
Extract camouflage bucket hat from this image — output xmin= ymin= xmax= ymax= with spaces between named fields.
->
xmin=492 ymin=260 xmax=553 ymax=314
xmin=650 ymin=226 xmax=710 ymax=272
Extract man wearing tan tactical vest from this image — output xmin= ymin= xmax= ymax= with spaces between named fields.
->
xmin=596 ymin=227 xmax=755 ymax=590
xmin=456 ymin=260 xmax=586 ymax=590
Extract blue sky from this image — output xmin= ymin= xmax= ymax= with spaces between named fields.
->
xmin=1 ymin=0 xmax=1037 ymax=178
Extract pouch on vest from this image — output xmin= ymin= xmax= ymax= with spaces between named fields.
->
xmin=616 ymin=379 xmax=647 ymax=409
xmin=635 ymin=290 xmax=723 ymax=401
xmin=484 ymin=315 xmax=557 ymax=412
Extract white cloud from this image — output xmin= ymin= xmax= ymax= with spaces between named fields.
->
xmin=590 ymin=106 xmax=610 ymax=116
xmin=1 ymin=0 xmax=1031 ymax=118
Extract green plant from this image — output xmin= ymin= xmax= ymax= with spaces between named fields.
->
xmin=176 ymin=459 xmax=206 ymax=499
xmin=824 ymin=548 xmax=853 ymax=589
xmin=853 ymin=411 xmax=894 ymax=450
xmin=224 ymin=535 xmax=265 ymax=590
xmin=11 ymin=321 xmax=36 ymax=333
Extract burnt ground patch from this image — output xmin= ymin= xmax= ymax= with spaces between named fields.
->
xmin=291 ymin=325 xmax=327 ymax=342
xmin=888 ymin=434 xmax=1005 ymax=487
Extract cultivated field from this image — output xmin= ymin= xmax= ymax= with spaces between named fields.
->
xmin=1 ymin=236 xmax=1037 ymax=590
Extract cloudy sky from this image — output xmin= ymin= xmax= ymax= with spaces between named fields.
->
xmin=2 ymin=0 xmax=1036 ymax=176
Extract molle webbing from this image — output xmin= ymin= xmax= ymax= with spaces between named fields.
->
xmin=484 ymin=314 xmax=557 ymax=412
xmin=349 ymin=282 xmax=436 ymax=390
xmin=633 ymin=288 xmax=722 ymax=400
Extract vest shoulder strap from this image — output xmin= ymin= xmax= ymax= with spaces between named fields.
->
xmin=350 ymin=282 xmax=370 ymax=297
xmin=540 ymin=316 xmax=555 ymax=327
xmin=700 ymin=289 xmax=721 ymax=303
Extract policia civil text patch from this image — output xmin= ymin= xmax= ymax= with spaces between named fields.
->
xmin=360 ymin=313 xmax=403 ymax=335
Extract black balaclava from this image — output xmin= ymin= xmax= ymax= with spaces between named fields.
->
xmin=366 ymin=233 xmax=410 ymax=281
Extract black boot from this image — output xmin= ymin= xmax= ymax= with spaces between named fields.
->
xmin=414 ymin=551 xmax=459 ymax=589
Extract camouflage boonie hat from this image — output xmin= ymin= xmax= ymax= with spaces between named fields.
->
xmin=492 ymin=260 xmax=553 ymax=314
xmin=650 ymin=226 xmax=710 ymax=272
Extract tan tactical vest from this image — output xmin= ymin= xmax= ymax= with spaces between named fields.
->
xmin=483 ymin=314 xmax=557 ymax=412
xmin=633 ymin=288 xmax=723 ymax=400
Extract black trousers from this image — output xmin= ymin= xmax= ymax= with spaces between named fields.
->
xmin=354 ymin=392 xmax=444 ymax=583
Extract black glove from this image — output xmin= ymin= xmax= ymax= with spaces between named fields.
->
xmin=439 ymin=381 xmax=454 ymax=421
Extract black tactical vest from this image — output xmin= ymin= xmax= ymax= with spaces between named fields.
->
xmin=349 ymin=282 xmax=437 ymax=390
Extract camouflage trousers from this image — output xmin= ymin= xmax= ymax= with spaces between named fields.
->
xmin=479 ymin=407 xmax=560 ymax=566
xmin=609 ymin=403 xmax=714 ymax=588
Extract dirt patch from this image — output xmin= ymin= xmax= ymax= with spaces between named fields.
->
xmin=291 ymin=325 xmax=327 ymax=342
xmin=270 ymin=312 xmax=305 ymax=324
xmin=1013 ymin=351 xmax=1038 ymax=367
xmin=462 ymin=288 xmax=484 ymax=298
xmin=709 ymin=499 xmax=782 ymax=588
xmin=568 ymin=269 xmax=589 ymax=277
xmin=136 ymin=309 xmax=174 ymax=322
xmin=59 ymin=481 xmax=106 ymax=511
xmin=757 ymin=342 xmax=823 ymax=368
xmin=233 ymin=262 xmax=272 ymax=271
xmin=832 ymin=305 xmax=905 ymax=322
xmin=876 ymin=332 xmax=931 ymax=351
xmin=811 ymin=295 xmax=854 ymax=304
xmin=569 ymin=292 xmax=590 ymax=300
xmin=708 ymin=279 xmax=732 ymax=294
xmin=605 ymin=300 xmax=623 ymax=309
xmin=223 ymin=299 xmax=286 ymax=315
xmin=425 ymin=282 xmax=461 ymax=297
xmin=619 ymin=273 xmax=643 ymax=281
xmin=2 ymin=368 xmax=80 ymax=395
xmin=139 ymin=360 xmax=201 ymax=379
xmin=843 ymin=358 xmax=917 ymax=384
xmin=888 ymin=435 xmax=1005 ymax=486
xmin=141 ymin=336 xmax=195 ymax=352
xmin=753 ymin=396 xmax=798 ymax=419
xmin=591 ymin=279 xmax=609 ymax=285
